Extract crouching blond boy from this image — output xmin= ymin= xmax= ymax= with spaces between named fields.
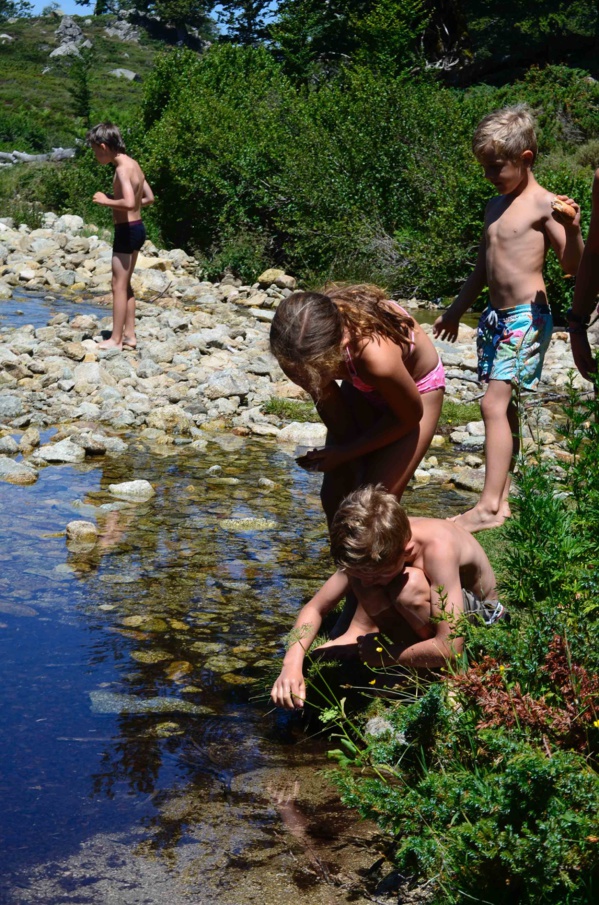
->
xmin=271 ymin=485 xmax=504 ymax=710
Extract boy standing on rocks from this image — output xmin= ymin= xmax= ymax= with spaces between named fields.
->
xmin=271 ymin=485 xmax=504 ymax=711
xmin=433 ymin=105 xmax=583 ymax=533
xmin=87 ymin=122 xmax=154 ymax=351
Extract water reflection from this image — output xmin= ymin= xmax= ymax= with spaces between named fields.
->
xmin=0 ymin=417 xmax=476 ymax=902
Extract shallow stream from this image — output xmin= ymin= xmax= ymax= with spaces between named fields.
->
xmin=0 ymin=292 xmax=476 ymax=904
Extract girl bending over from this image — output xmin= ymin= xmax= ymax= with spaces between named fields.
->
xmin=270 ymin=284 xmax=445 ymax=527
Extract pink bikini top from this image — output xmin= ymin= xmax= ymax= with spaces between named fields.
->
xmin=343 ymin=301 xmax=415 ymax=394
xmin=343 ymin=302 xmax=445 ymax=402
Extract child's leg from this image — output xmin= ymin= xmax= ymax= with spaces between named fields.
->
xmin=452 ymin=379 xmax=515 ymax=532
xmin=123 ymin=251 xmax=139 ymax=346
xmin=501 ymin=395 xmax=520 ymax=518
xmin=98 ymin=251 xmax=135 ymax=349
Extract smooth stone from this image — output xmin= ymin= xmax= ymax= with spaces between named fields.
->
xmin=108 ymin=479 xmax=155 ymax=501
xmin=32 ymin=438 xmax=86 ymax=463
xmin=0 ymin=456 xmax=37 ymax=484
xmin=66 ymin=520 xmax=98 ymax=542
xmin=0 ymin=435 xmax=18 ymax=454
xmin=276 ymin=421 xmax=327 ymax=445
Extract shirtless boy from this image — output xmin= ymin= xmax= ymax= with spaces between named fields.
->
xmin=433 ymin=105 xmax=583 ymax=533
xmin=270 ymin=484 xmax=504 ymax=710
xmin=87 ymin=122 xmax=154 ymax=351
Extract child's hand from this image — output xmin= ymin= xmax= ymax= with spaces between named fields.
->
xmin=93 ymin=191 xmax=109 ymax=205
xmin=552 ymin=195 xmax=581 ymax=228
xmin=271 ymin=668 xmax=306 ymax=709
xmin=297 ymin=445 xmax=347 ymax=472
xmin=433 ymin=312 xmax=460 ymax=342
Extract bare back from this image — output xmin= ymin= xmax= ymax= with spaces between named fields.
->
xmin=408 ymin=517 xmax=497 ymax=599
xmin=484 ymin=178 xmax=556 ymax=309
xmin=112 ymin=155 xmax=146 ymax=224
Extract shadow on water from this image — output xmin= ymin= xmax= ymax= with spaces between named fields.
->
xmin=0 ymin=296 xmax=478 ymax=903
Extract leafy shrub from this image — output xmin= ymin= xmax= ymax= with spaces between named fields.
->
xmin=0 ymin=111 xmax=47 ymax=152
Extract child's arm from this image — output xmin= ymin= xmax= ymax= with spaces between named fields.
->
xmin=302 ymin=340 xmax=424 ymax=472
xmin=93 ymin=169 xmax=136 ymax=211
xmin=570 ymin=172 xmax=599 ymax=380
xmin=385 ymin=543 xmax=465 ymax=669
xmin=270 ymin=570 xmax=350 ymax=710
xmin=545 ymin=195 xmax=583 ymax=276
xmin=141 ymin=179 xmax=155 ymax=208
xmin=433 ymin=236 xmax=487 ymax=342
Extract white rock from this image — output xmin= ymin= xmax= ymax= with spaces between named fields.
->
xmin=108 ymin=480 xmax=155 ymax=501
xmin=32 ymin=438 xmax=86 ymax=463
xmin=276 ymin=421 xmax=327 ymax=445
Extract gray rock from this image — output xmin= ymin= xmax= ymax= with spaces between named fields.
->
xmin=89 ymin=691 xmax=209 ymax=715
xmin=0 ymin=456 xmax=37 ymax=485
xmin=32 ymin=438 xmax=86 ymax=464
xmin=108 ymin=68 xmax=141 ymax=82
xmin=108 ymin=479 xmax=155 ymax=501
xmin=0 ymin=394 xmax=24 ymax=420
xmin=0 ymin=435 xmax=18 ymax=454
xmin=276 ymin=421 xmax=327 ymax=445
xmin=202 ymin=369 xmax=250 ymax=400
xmin=49 ymin=42 xmax=81 ymax=58
xmin=66 ymin=520 xmax=98 ymax=543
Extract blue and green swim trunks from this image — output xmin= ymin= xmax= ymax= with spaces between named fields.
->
xmin=477 ymin=302 xmax=553 ymax=390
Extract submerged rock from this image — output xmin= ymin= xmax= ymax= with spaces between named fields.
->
xmin=219 ymin=517 xmax=277 ymax=531
xmin=89 ymin=690 xmax=212 ymax=715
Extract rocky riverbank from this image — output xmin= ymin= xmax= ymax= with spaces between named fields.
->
xmin=0 ymin=214 xmax=594 ymax=489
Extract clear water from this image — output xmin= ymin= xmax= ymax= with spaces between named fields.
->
xmin=0 ymin=292 xmax=476 ymax=904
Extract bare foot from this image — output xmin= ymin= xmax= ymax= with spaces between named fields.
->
xmin=502 ymin=500 xmax=512 ymax=519
xmin=97 ymin=338 xmax=122 ymax=351
xmin=449 ymin=505 xmax=507 ymax=533
xmin=123 ymin=335 xmax=137 ymax=349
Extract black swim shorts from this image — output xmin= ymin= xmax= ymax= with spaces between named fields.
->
xmin=113 ymin=220 xmax=146 ymax=255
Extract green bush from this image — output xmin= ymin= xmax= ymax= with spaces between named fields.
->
xmin=0 ymin=110 xmax=47 ymax=152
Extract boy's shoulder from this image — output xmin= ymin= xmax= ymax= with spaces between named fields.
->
xmin=525 ymin=181 xmax=557 ymax=219
xmin=409 ymin=516 xmax=461 ymax=545
xmin=115 ymin=154 xmax=144 ymax=178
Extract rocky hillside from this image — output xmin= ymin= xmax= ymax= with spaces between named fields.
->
xmin=0 ymin=11 xmax=166 ymax=153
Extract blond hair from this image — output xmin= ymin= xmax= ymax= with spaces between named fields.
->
xmin=472 ymin=105 xmax=537 ymax=164
xmin=330 ymin=484 xmax=412 ymax=576
xmin=269 ymin=283 xmax=414 ymax=394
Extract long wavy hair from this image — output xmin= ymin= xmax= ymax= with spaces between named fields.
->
xmin=269 ymin=283 xmax=414 ymax=393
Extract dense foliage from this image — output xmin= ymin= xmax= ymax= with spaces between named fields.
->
xmin=1 ymin=5 xmax=599 ymax=303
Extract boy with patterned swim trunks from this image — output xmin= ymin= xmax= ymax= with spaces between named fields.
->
xmin=87 ymin=122 xmax=155 ymax=351
xmin=433 ymin=105 xmax=583 ymax=533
